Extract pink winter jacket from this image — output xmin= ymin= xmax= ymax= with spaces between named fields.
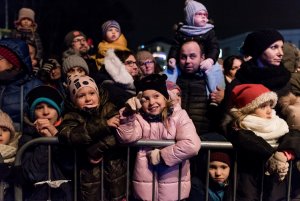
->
xmin=117 ymin=105 xmax=201 ymax=201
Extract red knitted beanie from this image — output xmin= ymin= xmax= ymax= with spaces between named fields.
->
xmin=210 ymin=151 xmax=231 ymax=167
xmin=0 ymin=47 xmax=21 ymax=69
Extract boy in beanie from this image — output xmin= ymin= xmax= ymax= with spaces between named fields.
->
xmin=59 ymin=75 xmax=127 ymax=200
xmin=225 ymin=83 xmax=300 ymax=200
xmin=12 ymin=7 xmax=43 ymax=62
xmin=19 ymin=85 xmax=74 ymax=201
xmin=62 ymin=54 xmax=89 ymax=78
xmin=96 ymin=20 xmax=129 ymax=68
xmin=167 ymin=0 xmax=224 ymax=106
xmin=0 ymin=110 xmax=19 ymax=201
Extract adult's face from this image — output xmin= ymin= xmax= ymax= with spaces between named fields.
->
xmin=260 ymin=40 xmax=284 ymax=66
xmin=72 ymin=36 xmax=89 ymax=55
xmin=227 ymin=58 xmax=242 ymax=79
xmin=179 ymin=41 xmax=204 ymax=74
xmin=124 ymin=55 xmax=139 ymax=77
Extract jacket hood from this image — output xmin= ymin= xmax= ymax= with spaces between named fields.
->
xmin=0 ymin=38 xmax=32 ymax=73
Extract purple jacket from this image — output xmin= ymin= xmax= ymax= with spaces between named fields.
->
xmin=117 ymin=105 xmax=201 ymax=200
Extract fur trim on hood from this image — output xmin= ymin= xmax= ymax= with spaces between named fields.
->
xmin=104 ymin=49 xmax=134 ymax=89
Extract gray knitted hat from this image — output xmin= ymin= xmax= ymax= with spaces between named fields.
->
xmin=62 ymin=55 xmax=89 ymax=75
xmin=184 ymin=0 xmax=207 ymax=26
xmin=0 ymin=110 xmax=15 ymax=140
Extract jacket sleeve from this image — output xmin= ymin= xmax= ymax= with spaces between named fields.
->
xmin=277 ymin=129 xmax=300 ymax=158
xmin=204 ymin=30 xmax=220 ymax=63
xmin=160 ymin=110 xmax=201 ymax=166
xmin=228 ymin=128 xmax=274 ymax=160
xmin=116 ymin=108 xmax=143 ymax=143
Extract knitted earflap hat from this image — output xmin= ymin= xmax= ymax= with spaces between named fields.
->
xmin=14 ymin=8 xmax=36 ymax=26
xmin=67 ymin=75 xmax=99 ymax=102
xmin=0 ymin=46 xmax=21 ymax=69
xmin=101 ymin=20 xmax=121 ymax=37
xmin=134 ymin=74 xmax=169 ymax=99
xmin=231 ymin=84 xmax=278 ymax=114
xmin=184 ymin=0 xmax=207 ymax=26
xmin=240 ymin=29 xmax=284 ymax=58
xmin=62 ymin=55 xmax=89 ymax=75
xmin=0 ymin=110 xmax=15 ymax=140
xmin=210 ymin=151 xmax=231 ymax=167
xmin=64 ymin=30 xmax=86 ymax=47
xmin=26 ymin=85 xmax=64 ymax=120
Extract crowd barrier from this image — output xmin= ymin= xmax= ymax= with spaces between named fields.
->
xmin=13 ymin=137 xmax=294 ymax=201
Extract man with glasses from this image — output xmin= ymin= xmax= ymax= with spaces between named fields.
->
xmin=62 ymin=30 xmax=98 ymax=78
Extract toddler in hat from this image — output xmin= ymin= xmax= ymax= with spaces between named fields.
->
xmin=62 ymin=54 xmax=89 ymax=79
xmin=190 ymin=150 xmax=233 ymax=201
xmin=117 ymin=74 xmax=201 ymax=201
xmin=12 ymin=7 xmax=43 ymax=61
xmin=167 ymin=0 xmax=224 ymax=105
xmin=59 ymin=75 xmax=127 ymax=200
xmin=0 ymin=110 xmax=19 ymax=201
xmin=226 ymin=83 xmax=300 ymax=200
xmin=96 ymin=20 xmax=129 ymax=68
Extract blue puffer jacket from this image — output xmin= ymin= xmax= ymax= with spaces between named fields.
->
xmin=0 ymin=38 xmax=41 ymax=131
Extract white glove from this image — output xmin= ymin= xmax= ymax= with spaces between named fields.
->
xmin=265 ymin=151 xmax=289 ymax=181
xmin=168 ymin=58 xmax=176 ymax=69
xmin=200 ymin=58 xmax=214 ymax=71
xmin=125 ymin=92 xmax=143 ymax=112
xmin=147 ymin=149 xmax=161 ymax=165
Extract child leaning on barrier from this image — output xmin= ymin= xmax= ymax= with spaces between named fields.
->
xmin=0 ymin=110 xmax=19 ymax=201
xmin=224 ymin=84 xmax=300 ymax=201
xmin=18 ymin=85 xmax=73 ymax=201
xmin=58 ymin=75 xmax=127 ymax=201
xmin=117 ymin=74 xmax=201 ymax=201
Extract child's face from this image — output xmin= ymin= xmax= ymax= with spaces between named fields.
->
xmin=193 ymin=10 xmax=208 ymax=27
xmin=124 ymin=55 xmax=139 ymax=77
xmin=105 ymin=27 xmax=121 ymax=43
xmin=209 ymin=161 xmax=230 ymax=184
xmin=253 ymin=101 xmax=273 ymax=119
xmin=75 ymin=87 xmax=99 ymax=109
xmin=34 ymin=103 xmax=59 ymax=125
xmin=0 ymin=56 xmax=13 ymax=72
xmin=0 ymin=126 xmax=11 ymax=145
xmin=50 ymin=66 xmax=62 ymax=80
xmin=20 ymin=18 xmax=33 ymax=29
xmin=141 ymin=90 xmax=167 ymax=115
xmin=67 ymin=66 xmax=86 ymax=78
xmin=170 ymin=88 xmax=181 ymax=106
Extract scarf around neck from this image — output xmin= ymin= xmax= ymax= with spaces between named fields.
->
xmin=179 ymin=23 xmax=214 ymax=36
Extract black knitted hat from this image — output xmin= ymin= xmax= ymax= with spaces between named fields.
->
xmin=134 ymin=74 xmax=169 ymax=99
xmin=240 ymin=29 xmax=284 ymax=58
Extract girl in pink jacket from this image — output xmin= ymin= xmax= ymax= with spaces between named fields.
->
xmin=117 ymin=74 xmax=201 ymax=201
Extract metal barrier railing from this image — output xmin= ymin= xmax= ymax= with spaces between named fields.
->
xmin=14 ymin=137 xmax=293 ymax=201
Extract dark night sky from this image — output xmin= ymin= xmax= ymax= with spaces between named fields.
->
xmin=1 ymin=0 xmax=300 ymax=56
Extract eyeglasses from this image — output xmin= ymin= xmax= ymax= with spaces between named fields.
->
xmin=195 ymin=11 xmax=208 ymax=17
xmin=124 ymin=60 xmax=137 ymax=67
xmin=72 ymin=38 xmax=87 ymax=43
xmin=139 ymin=60 xmax=154 ymax=67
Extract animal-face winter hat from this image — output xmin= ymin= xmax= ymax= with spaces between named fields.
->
xmin=62 ymin=55 xmax=89 ymax=75
xmin=102 ymin=20 xmax=121 ymax=37
xmin=67 ymin=75 xmax=99 ymax=102
xmin=26 ymin=85 xmax=64 ymax=120
xmin=64 ymin=30 xmax=87 ymax=48
xmin=0 ymin=110 xmax=15 ymax=140
xmin=240 ymin=29 xmax=284 ymax=58
xmin=184 ymin=0 xmax=207 ymax=26
xmin=134 ymin=74 xmax=169 ymax=99
xmin=231 ymin=84 xmax=278 ymax=114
